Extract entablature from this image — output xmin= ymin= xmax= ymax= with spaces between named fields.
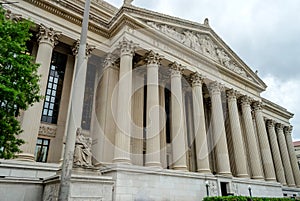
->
xmin=262 ymin=98 xmax=293 ymax=124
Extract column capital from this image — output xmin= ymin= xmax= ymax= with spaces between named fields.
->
xmin=72 ymin=39 xmax=95 ymax=57
xmin=190 ymin=72 xmax=205 ymax=87
xmin=86 ymin=44 xmax=96 ymax=57
xmin=103 ymin=53 xmax=119 ymax=70
xmin=208 ymin=81 xmax=224 ymax=94
xmin=226 ymin=89 xmax=239 ymax=101
xmin=145 ymin=50 xmax=163 ymax=65
xmin=284 ymin=125 xmax=293 ymax=135
xmin=37 ymin=24 xmax=61 ymax=47
xmin=239 ymin=95 xmax=253 ymax=106
xmin=252 ymin=101 xmax=264 ymax=111
xmin=266 ymin=119 xmax=276 ymax=128
xmin=169 ymin=62 xmax=185 ymax=77
xmin=118 ymin=37 xmax=137 ymax=57
xmin=276 ymin=123 xmax=284 ymax=132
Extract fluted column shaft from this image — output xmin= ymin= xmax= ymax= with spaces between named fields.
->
xmin=240 ymin=96 xmax=264 ymax=179
xmin=94 ymin=54 xmax=118 ymax=163
xmin=267 ymin=120 xmax=286 ymax=185
xmin=170 ymin=62 xmax=187 ymax=170
xmin=18 ymin=24 xmax=61 ymax=161
xmin=190 ymin=73 xmax=211 ymax=174
xmin=276 ymin=124 xmax=295 ymax=187
xmin=159 ymin=85 xmax=167 ymax=168
xmin=145 ymin=51 xmax=161 ymax=167
xmin=226 ymin=89 xmax=248 ymax=177
xmin=284 ymin=126 xmax=300 ymax=187
xmin=131 ymin=70 xmax=145 ymax=166
xmin=253 ymin=102 xmax=276 ymax=181
xmin=209 ymin=82 xmax=231 ymax=176
xmin=113 ymin=38 xmax=137 ymax=164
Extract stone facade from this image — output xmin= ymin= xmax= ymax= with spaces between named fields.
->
xmin=1 ymin=0 xmax=300 ymax=200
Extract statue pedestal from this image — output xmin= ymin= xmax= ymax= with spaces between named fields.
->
xmin=43 ymin=168 xmax=114 ymax=201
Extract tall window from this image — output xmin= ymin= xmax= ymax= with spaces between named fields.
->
xmin=34 ymin=138 xmax=50 ymax=162
xmin=41 ymin=51 xmax=67 ymax=124
xmin=81 ymin=55 xmax=102 ymax=130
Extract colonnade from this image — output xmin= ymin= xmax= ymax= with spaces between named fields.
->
xmin=105 ymin=38 xmax=300 ymax=188
xmin=17 ymin=23 xmax=300 ymax=188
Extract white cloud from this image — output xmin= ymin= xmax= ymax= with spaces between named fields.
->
xmin=262 ymin=74 xmax=300 ymax=140
xmin=106 ymin=0 xmax=300 ymax=141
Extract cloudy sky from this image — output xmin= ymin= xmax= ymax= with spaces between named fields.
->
xmin=107 ymin=0 xmax=300 ymax=141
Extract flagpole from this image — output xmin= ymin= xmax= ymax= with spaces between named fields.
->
xmin=58 ymin=0 xmax=91 ymax=200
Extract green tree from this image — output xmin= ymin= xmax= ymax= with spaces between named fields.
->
xmin=0 ymin=6 xmax=41 ymax=159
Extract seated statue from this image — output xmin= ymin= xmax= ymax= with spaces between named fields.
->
xmin=73 ymin=128 xmax=93 ymax=167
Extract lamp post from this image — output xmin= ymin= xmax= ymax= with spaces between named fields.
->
xmin=57 ymin=0 xmax=91 ymax=200
xmin=248 ymin=185 xmax=252 ymax=198
xmin=205 ymin=181 xmax=210 ymax=197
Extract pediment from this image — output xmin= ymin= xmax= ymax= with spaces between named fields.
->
xmin=145 ymin=21 xmax=262 ymax=84
xmin=120 ymin=7 xmax=267 ymax=90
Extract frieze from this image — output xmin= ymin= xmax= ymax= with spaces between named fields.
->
xmin=39 ymin=124 xmax=57 ymax=138
xmin=146 ymin=21 xmax=253 ymax=81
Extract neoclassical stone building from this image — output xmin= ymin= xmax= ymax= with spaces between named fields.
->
xmin=0 ymin=0 xmax=300 ymax=200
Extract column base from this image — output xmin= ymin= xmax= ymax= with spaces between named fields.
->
xmin=265 ymin=177 xmax=277 ymax=182
xmin=288 ymin=184 xmax=296 ymax=188
xmin=173 ymin=165 xmax=188 ymax=171
xmin=236 ymin=173 xmax=249 ymax=178
xmin=145 ymin=162 xmax=162 ymax=168
xmin=16 ymin=153 xmax=35 ymax=162
xmin=251 ymin=175 xmax=264 ymax=180
xmin=197 ymin=169 xmax=212 ymax=174
xmin=113 ymin=158 xmax=131 ymax=165
xmin=217 ymin=171 xmax=232 ymax=177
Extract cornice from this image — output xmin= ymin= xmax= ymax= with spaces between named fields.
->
xmin=113 ymin=6 xmax=266 ymax=92
xmin=23 ymin=0 xmax=111 ymax=38
xmin=262 ymin=98 xmax=294 ymax=120
xmin=121 ymin=5 xmax=267 ymax=89
xmin=17 ymin=0 xmax=269 ymax=93
xmin=119 ymin=5 xmax=210 ymax=31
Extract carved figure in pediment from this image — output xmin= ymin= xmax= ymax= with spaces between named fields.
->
xmin=182 ymin=31 xmax=201 ymax=51
xmin=198 ymin=35 xmax=217 ymax=59
xmin=229 ymin=62 xmax=247 ymax=77
xmin=161 ymin=25 xmax=182 ymax=41
xmin=73 ymin=128 xmax=93 ymax=167
xmin=147 ymin=21 xmax=160 ymax=30
xmin=216 ymin=48 xmax=231 ymax=67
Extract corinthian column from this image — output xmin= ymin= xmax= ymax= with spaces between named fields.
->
xmin=131 ymin=68 xmax=145 ymax=166
xmin=18 ymin=24 xmax=61 ymax=161
xmin=267 ymin=120 xmax=286 ymax=185
xmin=226 ymin=89 xmax=248 ymax=178
xmin=276 ymin=123 xmax=295 ymax=187
xmin=170 ymin=62 xmax=187 ymax=171
xmin=208 ymin=82 xmax=231 ymax=176
xmin=284 ymin=126 xmax=300 ymax=187
xmin=252 ymin=101 xmax=276 ymax=181
xmin=113 ymin=38 xmax=137 ymax=164
xmin=240 ymin=96 xmax=264 ymax=179
xmin=190 ymin=73 xmax=211 ymax=174
xmin=159 ymin=84 xmax=167 ymax=168
xmin=145 ymin=51 xmax=162 ymax=167
xmin=94 ymin=53 xmax=119 ymax=164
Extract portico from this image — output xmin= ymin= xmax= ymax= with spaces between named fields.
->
xmin=1 ymin=0 xmax=300 ymax=200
